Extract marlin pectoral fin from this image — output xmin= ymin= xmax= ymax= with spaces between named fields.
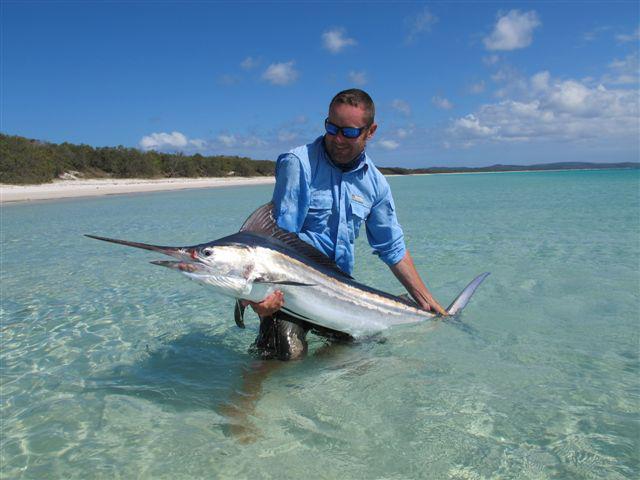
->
xmin=253 ymin=280 xmax=316 ymax=287
xmin=446 ymin=272 xmax=490 ymax=316
xmin=234 ymin=299 xmax=246 ymax=329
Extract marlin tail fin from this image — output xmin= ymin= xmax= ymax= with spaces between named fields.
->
xmin=446 ymin=272 xmax=490 ymax=316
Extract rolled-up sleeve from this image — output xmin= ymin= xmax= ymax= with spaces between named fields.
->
xmin=272 ymin=153 xmax=310 ymax=233
xmin=366 ymin=185 xmax=406 ymax=266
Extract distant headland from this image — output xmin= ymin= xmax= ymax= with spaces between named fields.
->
xmin=377 ymin=162 xmax=640 ymax=176
xmin=1 ymin=133 xmax=637 ymax=185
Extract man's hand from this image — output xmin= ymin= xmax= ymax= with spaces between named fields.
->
xmin=241 ymin=290 xmax=284 ymax=317
xmin=389 ymin=250 xmax=449 ymax=317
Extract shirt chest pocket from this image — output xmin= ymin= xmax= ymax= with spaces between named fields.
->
xmin=349 ymin=201 xmax=370 ymax=240
xmin=304 ymin=191 xmax=334 ymax=231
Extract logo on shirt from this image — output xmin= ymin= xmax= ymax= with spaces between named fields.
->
xmin=351 ymin=193 xmax=365 ymax=204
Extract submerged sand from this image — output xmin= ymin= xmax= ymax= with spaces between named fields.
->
xmin=0 ymin=177 xmax=276 ymax=204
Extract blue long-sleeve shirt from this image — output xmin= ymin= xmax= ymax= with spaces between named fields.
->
xmin=272 ymin=136 xmax=406 ymax=275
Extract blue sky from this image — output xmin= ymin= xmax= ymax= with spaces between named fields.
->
xmin=2 ymin=1 xmax=639 ymax=167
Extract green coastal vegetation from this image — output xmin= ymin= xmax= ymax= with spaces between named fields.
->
xmin=1 ymin=133 xmax=638 ymax=184
xmin=0 ymin=134 xmax=275 ymax=184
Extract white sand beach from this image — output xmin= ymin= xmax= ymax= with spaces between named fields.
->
xmin=0 ymin=177 xmax=276 ymax=204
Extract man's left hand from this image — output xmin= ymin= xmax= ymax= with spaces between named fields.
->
xmin=241 ymin=290 xmax=285 ymax=317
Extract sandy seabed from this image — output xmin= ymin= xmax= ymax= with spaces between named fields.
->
xmin=0 ymin=177 xmax=276 ymax=204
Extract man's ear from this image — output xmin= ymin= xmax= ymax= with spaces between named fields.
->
xmin=367 ymin=123 xmax=377 ymax=139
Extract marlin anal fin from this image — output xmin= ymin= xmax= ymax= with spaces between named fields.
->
xmin=234 ymin=299 xmax=246 ymax=329
xmin=446 ymin=272 xmax=490 ymax=316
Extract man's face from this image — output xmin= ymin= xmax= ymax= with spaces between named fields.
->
xmin=324 ymin=103 xmax=377 ymax=165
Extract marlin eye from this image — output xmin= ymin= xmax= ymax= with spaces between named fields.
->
xmin=203 ymin=249 xmax=212 ymax=257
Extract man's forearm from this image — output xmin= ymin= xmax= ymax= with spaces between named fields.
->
xmin=389 ymin=250 xmax=448 ymax=316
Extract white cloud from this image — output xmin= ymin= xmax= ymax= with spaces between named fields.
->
xmin=469 ymin=81 xmax=486 ymax=94
xmin=483 ymin=54 xmax=501 ymax=66
xmin=447 ymin=72 xmax=639 ymax=146
xmin=582 ymin=26 xmax=611 ymax=42
xmin=451 ymin=115 xmax=498 ymax=138
xmin=139 ymin=131 xmax=205 ymax=152
xmin=395 ymin=128 xmax=409 ymax=139
xmin=484 ymin=10 xmax=541 ymax=51
xmin=546 ymin=81 xmax=590 ymax=113
xmin=215 ymin=133 xmax=268 ymax=150
xmin=277 ymin=130 xmax=299 ymax=143
xmin=262 ymin=61 xmax=299 ymax=86
xmin=391 ymin=99 xmax=411 ymax=116
xmin=490 ymin=65 xmax=529 ymax=98
xmin=241 ymin=136 xmax=268 ymax=148
xmin=604 ymin=53 xmax=640 ymax=85
xmin=217 ymin=134 xmax=237 ymax=147
xmin=348 ymin=70 xmax=367 ymax=86
xmin=322 ymin=28 xmax=357 ymax=54
xmin=616 ymin=26 xmax=640 ymax=43
xmin=217 ymin=74 xmax=240 ymax=86
xmin=404 ymin=7 xmax=438 ymax=44
xmin=378 ymin=139 xmax=400 ymax=150
xmin=240 ymin=56 xmax=260 ymax=70
xmin=432 ymin=96 xmax=454 ymax=110
xmin=140 ymin=130 xmax=271 ymax=154
xmin=531 ymin=71 xmax=550 ymax=91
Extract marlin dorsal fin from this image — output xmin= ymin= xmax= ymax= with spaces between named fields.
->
xmin=240 ymin=202 xmax=353 ymax=279
xmin=239 ymin=202 xmax=280 ymax=236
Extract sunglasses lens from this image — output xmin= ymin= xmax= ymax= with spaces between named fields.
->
xmin=325 ymin=121 xmax=339 ymax=135
xmin=325 ymin=118 xmax=365 ymax=138
xmin=342 ymin=127 xmax=361 ymax=138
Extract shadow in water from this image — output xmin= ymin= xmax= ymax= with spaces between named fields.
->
xmin=444 ymin=315 xmax=481 ymax=337
xmin=87 ymin=330 xmax=250 ymax=411
xmin=86 ymin=329 xmax=357 ymax=443
xmin=210 ymin=334 xmax=367 ymax=443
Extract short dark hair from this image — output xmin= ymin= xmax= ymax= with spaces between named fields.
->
xmin=329 ymin=89 xmax=375 ymax=125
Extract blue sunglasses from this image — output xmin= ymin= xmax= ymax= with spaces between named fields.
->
xmin=324 ymin=118 xmax=369 ymax=139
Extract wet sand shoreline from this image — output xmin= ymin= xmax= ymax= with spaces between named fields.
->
xmin=0 ymin=177 xmax=276 ymax=204
xmin=2 ymin=168 xmax=633 ymax=204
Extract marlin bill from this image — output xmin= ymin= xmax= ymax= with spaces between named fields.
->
xmin=86 ymin=203 xmax=489 ymax=338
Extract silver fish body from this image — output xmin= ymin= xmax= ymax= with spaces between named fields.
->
xmin=187 ymin=233 xmax=435 ymax=337
xmin=87 ymin=203 xmax=489 ymax=338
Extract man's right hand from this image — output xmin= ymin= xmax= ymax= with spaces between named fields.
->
xmin=241 ymin=290 xmax=284 ymax=317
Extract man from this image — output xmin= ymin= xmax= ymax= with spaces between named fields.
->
xmin=245 ymin=89 xmax=447 ymax=360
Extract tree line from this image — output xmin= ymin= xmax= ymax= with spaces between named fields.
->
xmin=0 ymin=134 xmax=275 ymax=184
xmin=2 ymin=133 xmax=637 ymax=185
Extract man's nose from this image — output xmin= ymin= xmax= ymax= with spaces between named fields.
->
xmin=335 ymin=131 xmax=349 ymax=143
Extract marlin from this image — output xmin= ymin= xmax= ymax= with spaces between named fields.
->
xmin=86 ymin=203 xmax=489 ymax=338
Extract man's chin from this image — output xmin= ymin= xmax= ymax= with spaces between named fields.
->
xmin=329 ymin=151 xmax=352 ymax=165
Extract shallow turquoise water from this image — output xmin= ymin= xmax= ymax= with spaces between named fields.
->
xmin=1 ymin=170 xmax=639 ymax=479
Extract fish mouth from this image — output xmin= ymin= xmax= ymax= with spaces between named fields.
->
xmin=150 ymin=260 xmax=208 ymax=273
